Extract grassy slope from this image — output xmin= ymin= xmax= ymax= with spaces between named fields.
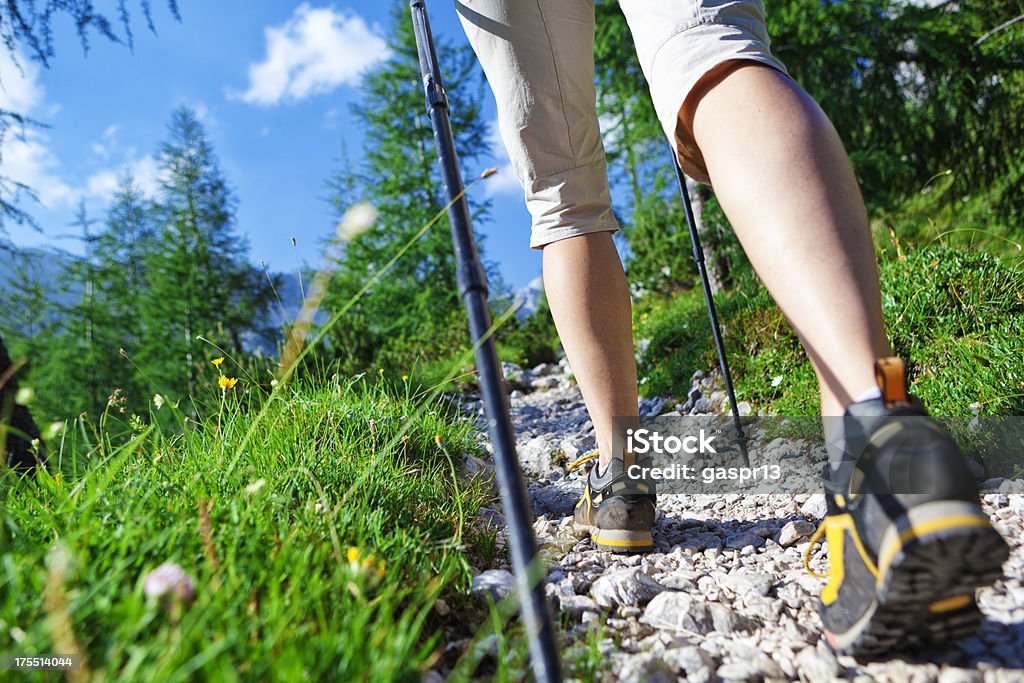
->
xmin=634 ymin=245 xmax=1024 ymax=417
xmin=1 ymin=377 xmax=501 ymax=681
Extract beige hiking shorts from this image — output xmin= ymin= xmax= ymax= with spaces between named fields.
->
xmin=456 ymin=0 xmax=788 ymax=248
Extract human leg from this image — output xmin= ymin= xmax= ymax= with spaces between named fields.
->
xmin=456 ymin=0 xmax=638 ymax=466
xmin=683 ymin=62 xmax=889 ymax=417
xmin=617 ymin=0 xmax=1008 ymax=653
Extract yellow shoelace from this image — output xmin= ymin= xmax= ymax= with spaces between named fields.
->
xmin=803 ymin=520 xmax=831 ymax=579
xmin=566 ymin=449 xmax=599 ymax=473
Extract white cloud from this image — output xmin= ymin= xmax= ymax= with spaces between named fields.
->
xmin=0 ymin=48 xmax=44 ymax=113
xmin=483 ymin=119 xmax=521 ymax=198
xmin=84 ymin=155 xmax=163 ymax=202
xmin=234 ymin=4 xmax=390 ymax=106
xmin=90 ymin=124 xmax=121 ymax=158
xmin=2 ymin=49 xmax=159 ymax=215
xmin=3 ymin=131 xmax=78 ymax=207
xmin=0 ymin=48 xmax=79 ymax=209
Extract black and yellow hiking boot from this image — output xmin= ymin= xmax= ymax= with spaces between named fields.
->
xmin=568 ymin=450 xmax=656 ymax=553
xmin=807 ymin=357 xmax=1010 ymax=658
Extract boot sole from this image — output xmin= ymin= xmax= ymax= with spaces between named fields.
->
xmin=573 ymin=522 xmax=654 ymax=554
xmin=826 ymin=500 xmax=1010 ymax=658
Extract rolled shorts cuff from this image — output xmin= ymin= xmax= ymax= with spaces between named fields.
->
xmin=650 ymin=19 xmax=789 ymax=185
xmin=527 ymin=157 xmax=620 ymax=249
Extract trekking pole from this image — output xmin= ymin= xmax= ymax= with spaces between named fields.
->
xmin=408 ymin=3 xmax=562 ymax=681
xmin=670 ymin=154 xmax=749 ymax=465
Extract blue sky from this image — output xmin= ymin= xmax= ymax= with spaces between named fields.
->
xmin=1 ymin=1 xmax=542 ymax=291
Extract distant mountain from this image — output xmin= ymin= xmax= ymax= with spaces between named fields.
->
xmin=0 ymin=245 xmax=70 ymax=291
xmin=512 ymin=275 xmax=544 ymax=321
xmin=0 ymin=245 xmax=77 ymax=314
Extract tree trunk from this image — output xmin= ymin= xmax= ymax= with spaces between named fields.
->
xmin=688 ymin=178 xmax=724 ymax=294
xmin=0 ymin=334 xmax=46 ymax=470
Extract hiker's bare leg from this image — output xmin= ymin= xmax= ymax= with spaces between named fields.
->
xmin=684 ymin=62 xmax=890 ymax=416
xmin=543 ymin=232 xmax=638 ymax=468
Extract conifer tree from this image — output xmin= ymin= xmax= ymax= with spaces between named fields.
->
xmin=323 ymin=6 xmax=491 ymax=375
xmin=140 ymin=107 xmax=273 ymax=402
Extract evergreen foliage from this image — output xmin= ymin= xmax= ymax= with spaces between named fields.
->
xmin=138 ymin=107 xmax=275 ymax=405
xmin=2 ymin=108 xmax=276 ymax=422
xmin=593 ymin=0 xmax=1024 ymax=288
xmin=322 ymin=6 xmax=492 ymax=377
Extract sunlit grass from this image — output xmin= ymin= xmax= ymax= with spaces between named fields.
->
xmin=0 ymin=167 xmax=574 ymax=680
xmin=1 ymin=370 xmax=505 ymax=679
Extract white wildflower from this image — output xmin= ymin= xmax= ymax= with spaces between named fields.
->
xmin=143 ymin=563 xmax=196 ymax=605
xmin=335 ymin=202 xmax=378 ymax=241
xmin=44 ymin=421 xmax=66 ymax=440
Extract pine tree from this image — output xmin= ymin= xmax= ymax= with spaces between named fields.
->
xmin=96 ymin=174 xmax=156 ymax=359
xmin=0 ymin=242 xmax=88 ymax=421
xmin=140 ymin=107 xmax=273 ymax=403
xmin=24 ymin=202 xmax=124 ymax=420
xmin=323 ymin=6 xmax=491 ymax=375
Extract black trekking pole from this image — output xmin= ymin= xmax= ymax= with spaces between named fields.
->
xmin=670 ymin=154 xmax=749 ymax=465
xmin=408 ymin=3 xmax=562 ymax=681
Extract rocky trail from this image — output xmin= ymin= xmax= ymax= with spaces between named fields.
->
xmin=461 ymin=361 xmax=1024 ymax=683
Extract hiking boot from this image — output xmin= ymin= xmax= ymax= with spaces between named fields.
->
xmin=807 ymin=357 xmax=1010 ymax=658
xmin=568 ymin=450 xmax=656 ymax=553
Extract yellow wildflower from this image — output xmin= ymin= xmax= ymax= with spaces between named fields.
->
xmin=218 ymin=376 xmax=238 ymax=390
xmin=211 ymin=357 xmax=225 ymax=366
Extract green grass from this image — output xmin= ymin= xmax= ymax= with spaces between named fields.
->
xmin=1 ymin=374 xmax=509 ymax=681
xmin=872 ymin=172 xmax=1024 ymax=260
xmin=635 ymin=244 xmax=1024 ymax=416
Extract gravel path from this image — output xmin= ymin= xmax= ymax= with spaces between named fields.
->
xmin=465 ymin=362 xmax=1024 ymax=683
